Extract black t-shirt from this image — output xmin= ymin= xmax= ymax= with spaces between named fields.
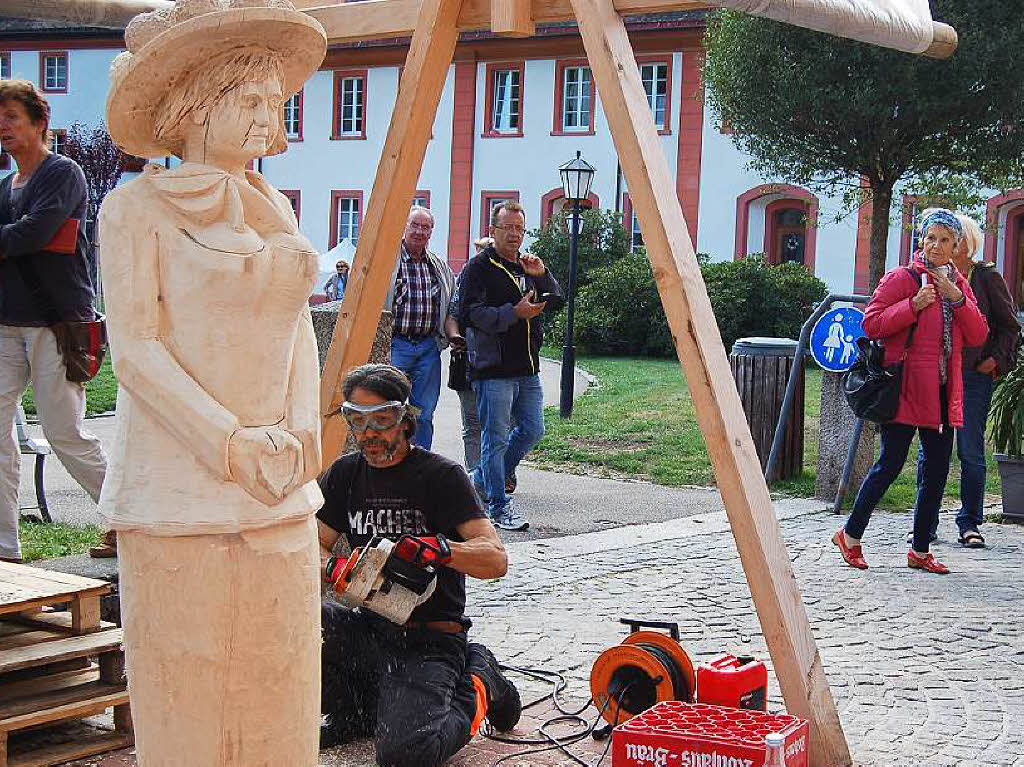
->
xmin=317 ymin=447 xmax=486 ymax=624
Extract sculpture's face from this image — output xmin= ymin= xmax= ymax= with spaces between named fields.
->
xmin=200 ymin=77 xmax=283 ymax=167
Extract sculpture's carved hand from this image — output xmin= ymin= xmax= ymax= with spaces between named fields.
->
xmin=228 ymin=427 xmax=304 ymax=506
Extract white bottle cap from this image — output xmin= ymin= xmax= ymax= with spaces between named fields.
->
xmin=766 ymin=733 xmax=785 ymax=747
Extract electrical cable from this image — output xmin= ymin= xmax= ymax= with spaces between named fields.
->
xmin=482 ymin=664 xmax=632 ymax=767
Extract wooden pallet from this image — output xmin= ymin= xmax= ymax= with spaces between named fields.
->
xmin=0 ymin=562 xmax=132 ymax=767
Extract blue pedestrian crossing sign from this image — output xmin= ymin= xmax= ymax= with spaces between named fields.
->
xmin=809 ymin=307 xmax=865 ymax=372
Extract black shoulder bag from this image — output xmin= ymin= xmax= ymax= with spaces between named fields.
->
xmin=842 ymin=269 xmax=920 ymax=424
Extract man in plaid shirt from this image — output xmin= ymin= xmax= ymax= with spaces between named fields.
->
xmin=384 ymin=207 xmax=456 ymax=449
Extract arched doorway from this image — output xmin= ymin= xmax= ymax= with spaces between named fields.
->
xmin=765 ymin=201 xmax=808 ymax=265
xmin=984 ymin=191 xmax=1024 ymax=308
xmin=539 ymin=187 xmax=600 ymax=228
xmin=734 ymin=183 xmax=818 ymax=272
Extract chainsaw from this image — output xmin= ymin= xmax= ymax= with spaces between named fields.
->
xmin=324 ymin=534 xmax=451 ymax=625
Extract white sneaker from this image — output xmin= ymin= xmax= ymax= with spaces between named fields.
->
xmin=495 ymin=500 xmax=529 ymax=531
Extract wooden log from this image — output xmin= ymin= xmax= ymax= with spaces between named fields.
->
xmin=490 ymin=0 xmax=534 ymax=36
xmin=318 ymin=0 xmax=467 ymax=464
xmin=567 ymin=0 xmax=851 ymax=764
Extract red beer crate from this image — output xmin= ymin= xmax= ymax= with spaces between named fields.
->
xmin=612 ymin=701 xmax=808 ymax=767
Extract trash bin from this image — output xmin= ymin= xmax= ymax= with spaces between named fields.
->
xmin=729 ymin=337 xmax=803 ymax=482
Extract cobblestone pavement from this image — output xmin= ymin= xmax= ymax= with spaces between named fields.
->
xmin=60 ymin=500 xmax=1024 ymax=767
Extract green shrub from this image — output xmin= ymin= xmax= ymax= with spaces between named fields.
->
xmin=701 ymin=256 xmax=827 ymax=351
xmin=552 ymin=253 xmax=827 ymax=357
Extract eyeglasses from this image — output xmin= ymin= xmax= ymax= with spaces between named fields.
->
xmin=494 ymin=224 xmax=526 ymax=235
xmin=407 ymin=223 xmax=433 ymax=232
xmin=341 ymin=401 xmax=407 ymax=433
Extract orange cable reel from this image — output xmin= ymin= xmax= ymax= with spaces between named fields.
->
xmin=590 ymin=619 xmax=695 ymax=726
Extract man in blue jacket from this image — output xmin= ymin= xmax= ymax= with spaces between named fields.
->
xmin=458 ymin=202 xmax=563 ymax=530
xmin=0 ymin=80 xmax=107 ymax=562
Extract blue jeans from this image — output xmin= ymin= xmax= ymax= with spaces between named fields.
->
xmin=846 ymin=422 xmax=953 ymax=553
xmin=919 ymin=370 xmax=994 ymax=537
xmin=390 ymin=335 xmax=441 ymax=449
xmin=472 ymin=375 xmax=545 ymax=519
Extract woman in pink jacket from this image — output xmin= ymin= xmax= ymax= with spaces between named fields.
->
xmin=833 ymin=209 xmax=988 ymax=574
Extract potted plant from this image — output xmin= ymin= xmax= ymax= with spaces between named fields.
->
xmin=989 ymin=350 xmax=1024 ymax=523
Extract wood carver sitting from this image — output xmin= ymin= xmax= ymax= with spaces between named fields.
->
xmin=99 ymin=1 xmax=327 ymax=763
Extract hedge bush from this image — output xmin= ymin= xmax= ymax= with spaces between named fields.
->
xmin=548 ymin=251 xmax=828 ymax=357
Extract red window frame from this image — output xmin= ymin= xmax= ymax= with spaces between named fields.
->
xmin=329 ymin=190 xmax=364 ymax=249
xmin=49 ymin=128 xmax=67 ymax=155
xmin=483 ymin=62 xmax=525 ymax=139
xmin=284 ymin=89 xmax=304 ymax=142
xmin=411 ymin=190 xmax=431 ymax=209
xmin=539 ymin=186 xmax=600 ymax=228
xmin=552 ymin=58 xmax=595 ymax=136
xmin=332 ymin=70 xmax=367 ymax=141
xmin=39 ymin=51 xmax=68 ymax=94
xmin=622 ymin=193 xmax=644 ymax=251
xmin=480 ymin=191 xmax=521 ymax=238
xmin=281 ymin=190 xmax=301 ymax=224
xmin=0 ymin=52 xmax=11 ymax=81
xmin=635 ymin=55 xmax=673 ymax=135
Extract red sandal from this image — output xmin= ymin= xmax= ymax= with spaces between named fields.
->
xmin=832 ymin=530 xmax=868 ymax=569
xmin=907 ymin=551 xmax=949 ymax=574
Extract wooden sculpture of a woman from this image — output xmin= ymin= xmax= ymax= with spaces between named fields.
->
xmin=99 ymin=1 xmax=327 ymax=763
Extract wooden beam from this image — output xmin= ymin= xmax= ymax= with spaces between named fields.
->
xmin=0 ymin=0 xmax=171 ymax=26
xmin=318 ymin=0 xmax=465 ymax=463
xmin=490 ymin=0 xmax=534 ymax=37
xmin=300 ymin=0 xmax=709 ymax=44
xmin=567 ymin=0 xmax=852 ymax=764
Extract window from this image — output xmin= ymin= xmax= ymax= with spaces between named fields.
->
xmin=0 ymin=52 xmax=10 ymax=81
xmin=40 ymin=52 xmax=68 ymax=93
xmin=332 ymin=71 xmax=367 ymax=140
xmin=330 ymin=191 xmax=363 ymax=248
xmin=480 ymin=191 xmax=520 ymax=237
xmin=281 ymin=190 xmax=300 ymax=223
xmin=284 ymin=90 xmax=303 ymax=140
xmin=623 ymin=194 xmax=644 ymax=252
xmin=411 ymin=190 xmax=431 ymax=209
xmin=553 ymin=60 xmax=595 ymax=135
xmin=484 ymin=63 xmax=524 ymax=138
xmin=767 ymin=206 xmax=806 ymax=265
xmin=49 ymin=129 xmax=67 ymax=156
xmin=634 ymin=56 xmax=673 ymax=134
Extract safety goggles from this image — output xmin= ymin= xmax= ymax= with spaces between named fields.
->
xmin=340 ymin=400 xmax=407 ymax=433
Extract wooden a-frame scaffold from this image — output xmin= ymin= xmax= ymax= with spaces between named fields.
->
xmin=305 ymin=4 xmax=953 ymax=766
xmin=0 ymin=2 xmax=957 ymax=765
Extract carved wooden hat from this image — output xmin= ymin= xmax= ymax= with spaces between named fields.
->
xmin=107 ymin=0 xmax=326 ymax=159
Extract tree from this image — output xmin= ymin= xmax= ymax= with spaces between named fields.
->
xmin=62 ymin=122 xmax=134 ymax=295
xmin=704 ymin=1 xmax=1024 ymax=290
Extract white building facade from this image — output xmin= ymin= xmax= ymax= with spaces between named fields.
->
xmin=2 ymin=13 xmax=1023 ymax=306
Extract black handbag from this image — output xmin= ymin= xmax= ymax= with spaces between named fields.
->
xmin=843 ymin=324 xmax=917 ymax=424
xmin=448 ymin=348 xmax=470 ymax=392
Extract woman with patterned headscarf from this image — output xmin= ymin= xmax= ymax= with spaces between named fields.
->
xmin=833 ymin=209 xmax=988 ymax=575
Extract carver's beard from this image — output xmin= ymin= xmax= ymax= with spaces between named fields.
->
xmin=358 ymin=432 xmax=408 ymax=467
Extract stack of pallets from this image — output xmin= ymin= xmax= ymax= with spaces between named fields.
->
xmin=0 ymin=561 xmax=132 ymax=767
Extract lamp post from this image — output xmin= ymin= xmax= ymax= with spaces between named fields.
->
xmin=558 ymin=151 xmax=595 ymax=419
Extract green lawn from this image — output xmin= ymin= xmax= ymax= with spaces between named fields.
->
xmin=19 ymin=519 xmax=103 ymax=562
xmin=535 ymin=353 xmax=1002 ymax=511
xmin=22 ymin=355 xmax=117 ymax=416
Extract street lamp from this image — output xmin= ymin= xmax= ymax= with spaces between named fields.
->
xmin=558 ymin=150 xmax=595 ymax=419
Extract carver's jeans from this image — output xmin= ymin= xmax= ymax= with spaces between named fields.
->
xmin=390 ymin=335 xmax=441 ymax=449
xmin=321 ymin=604 xmax=477 ymax=767
xmin=846 ymin=422 xmax=953 ymax=553
xmin=472 ymin=374 xmax=544 ymax=519
xmin=919 ymin=370 xmax=994 ymax=538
